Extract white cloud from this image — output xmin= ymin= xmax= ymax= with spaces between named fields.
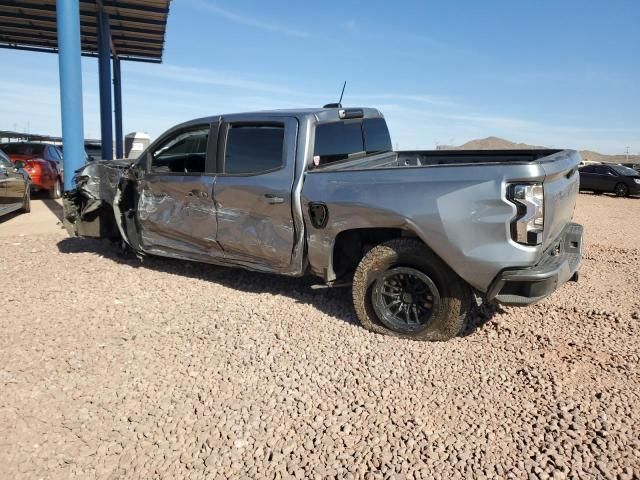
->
xmin=187 ymin=0 xmax=309 ymax=38
xmin=126 ymin=63 xmax=310 ymax=97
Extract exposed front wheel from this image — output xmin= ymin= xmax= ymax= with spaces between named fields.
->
xmin=49 ymin=177 xmax=62 ymax=199
xmin=352 ymin=238 xmax=472 ymax=341
xmin=614 ymin=183 xmax=629 ymax=197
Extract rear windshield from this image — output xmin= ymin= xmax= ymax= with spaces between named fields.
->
xmin=314 ymin=118 xmax=391 ymax=166
xmin=0 ymin=143 xmax=45 ymax=156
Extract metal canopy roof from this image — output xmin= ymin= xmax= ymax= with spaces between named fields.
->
xmin=0 ymin=0 xmax=170 ymax=63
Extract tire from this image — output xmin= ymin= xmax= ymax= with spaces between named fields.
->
xmin=352 ymin=238 xmax=472 ymax=341
xmin=49 ymin=177 xmax=62 ymax=199
xmin=614 ymin=183 xmax=629 ymax=197
xmin=21 ymin=185 xmax=31 ymax=213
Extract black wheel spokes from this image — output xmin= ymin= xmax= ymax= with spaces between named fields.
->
xmin=377 ymin=269 xmax=436 ymax=328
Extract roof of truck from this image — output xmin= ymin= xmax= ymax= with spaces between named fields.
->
xmin=181 ymin=107 xmax=384 ymax=128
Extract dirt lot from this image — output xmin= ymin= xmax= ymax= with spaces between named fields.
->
xmin=1 ymin=193 xmax=639 ymax=480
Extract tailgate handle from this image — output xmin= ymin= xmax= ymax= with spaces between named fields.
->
xmin=566 ymin=167 xmax=578 ymax=179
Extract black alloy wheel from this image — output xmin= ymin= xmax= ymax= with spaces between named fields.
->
xmin=372 ymin=266 xmax=441 ymax=334
xmin=615 ymin=183 xmax=629 ymax=197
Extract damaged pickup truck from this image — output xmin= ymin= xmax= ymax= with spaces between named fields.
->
xmin=64 ymin=107 xmax=583 ymax=341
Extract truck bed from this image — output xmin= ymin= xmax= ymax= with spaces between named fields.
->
xmin=303 ymin=148 xmax=580 ymax=291
xmin=316 ymin=149 xmax=563 ymax=171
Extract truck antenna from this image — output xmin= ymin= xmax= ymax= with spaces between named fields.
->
xmin=338 ymin=81 xmax=347 ymax=106
xmin=323 ymin=81 xmax=347 ymax=108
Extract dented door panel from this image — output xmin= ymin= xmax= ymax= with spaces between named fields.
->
xmin=137 ymin=174 xmax=221 ymax=257
xmin=214 ymin=116 xmax=298 ymax=269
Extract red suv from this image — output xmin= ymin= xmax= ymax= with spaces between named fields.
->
xmin=0 ymin=143 xmax=64 ymax=198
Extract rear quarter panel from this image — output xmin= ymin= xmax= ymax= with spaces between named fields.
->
xmin=302 ymin=157 xmax=574 ymax=291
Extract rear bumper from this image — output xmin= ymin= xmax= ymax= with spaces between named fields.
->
xmin=487 ymin=222 xmax=583 ymax=305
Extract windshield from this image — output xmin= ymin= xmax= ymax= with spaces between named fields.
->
xmin=0 ymin=143 xmax=45 ymax=156
xmin=611 ymin=165 xmax=639 ymax=176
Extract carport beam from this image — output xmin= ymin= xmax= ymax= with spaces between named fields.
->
xmin=113 ymin=56 xmax=123 ymax=158
xmin=97 ymin=6 xmax=113 ymax=160
xmin=55 ymin=0 xmax=85 ymax=191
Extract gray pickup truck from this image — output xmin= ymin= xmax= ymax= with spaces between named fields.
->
xmin=64 ymin=107 xmax=583 ymax=341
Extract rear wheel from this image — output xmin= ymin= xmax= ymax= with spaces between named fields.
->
xmin=49 ymin=177 xmax=62 ymax=199
xmin=21 ymin=185 xmax=31 ymax=213
xmin=352 ymin=238 xmax=472 ymax=341
xmin=614 ymin=183 xmax=629 ymax=197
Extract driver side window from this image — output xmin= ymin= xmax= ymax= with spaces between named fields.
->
xmin=151 ymin=127 xmax=209 ymax=174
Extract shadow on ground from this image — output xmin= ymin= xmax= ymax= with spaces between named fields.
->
xmin=40 ymin=198 xmax=64 ymax=222
xmin=57 ymin=236 xmax=497 ymax=338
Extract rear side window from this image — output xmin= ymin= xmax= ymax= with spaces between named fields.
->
xmin=363 ymin=118 xmax=392 ymax=153
xmin=151 ymin=127 xmax=209 ymax=173
xmin=224 ymin=125 xmax=284 ymax=175
xmin=314 ymin=118 xmax=391 ymax=166
xmin=593 ymin=166 xmax=613 ymax=175
xmin=314 ymin=121 xmax=364 ymax=164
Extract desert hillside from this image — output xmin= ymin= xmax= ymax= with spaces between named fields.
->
xmin=438 ymin=136 xmax=640 ymax=164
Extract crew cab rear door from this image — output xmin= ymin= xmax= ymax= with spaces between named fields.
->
xmin=214 ymin=116 xmax=298 ymax=269
xmin=136 ymin=122 xmax=222 ymax=258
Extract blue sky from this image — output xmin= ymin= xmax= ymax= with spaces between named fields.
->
xmin=1 ymin=0 xmax=639 ymax=153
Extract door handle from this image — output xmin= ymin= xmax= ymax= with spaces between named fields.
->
xmin=263 ymin=193 xmax=284 ymax=204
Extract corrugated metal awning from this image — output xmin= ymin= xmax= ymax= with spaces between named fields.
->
xmin=0 ymin=0 xmax=170 ymax=63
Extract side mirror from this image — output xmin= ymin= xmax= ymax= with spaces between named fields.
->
xmin=14 ymin=160 xmax=26 ymax=169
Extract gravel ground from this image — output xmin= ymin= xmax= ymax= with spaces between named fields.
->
xmin=1 ymin=192 xmax=639 ymax=480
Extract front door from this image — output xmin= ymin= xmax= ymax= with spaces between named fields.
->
xmin=214 ymin=117 xmax=298 ymax=269
xmin=136 ymin=123 xmax=222 ymax=258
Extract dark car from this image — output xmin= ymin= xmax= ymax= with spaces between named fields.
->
xmin=0 ymin=142 xmax=64 ymax=198
xmin=0 ymin=148 xmax=30 ymax=217
xmin=578 ymin=164 xmax=640 ymax=197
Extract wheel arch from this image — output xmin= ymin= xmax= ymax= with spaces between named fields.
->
xmin=330 ymin=226 xmax=445 ymax=282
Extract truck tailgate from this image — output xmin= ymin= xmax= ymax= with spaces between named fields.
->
xmin=541 ymin=150 xmax=581 ymax=250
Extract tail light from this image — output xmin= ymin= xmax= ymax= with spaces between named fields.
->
xmin=507 ymin=183 xmax=544 ymax=245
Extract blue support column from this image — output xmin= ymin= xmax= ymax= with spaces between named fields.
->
xmin=56 ymin=0 xmax=85 ymax=191
xmin=97 ymin=6 xmax=113 ymax=160
xmin=113 ymin=56 xmax=124 ymax=158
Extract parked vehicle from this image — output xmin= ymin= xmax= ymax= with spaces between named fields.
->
xmin=0 ymin=143 xmax=64 ymax=198
xmin=64 ymin=107 xmax=583 ymax=341
xmin=578 ymin=164 xmax=640 ymax=197
xmin=0 ymin=148 xmax=30 ymax=217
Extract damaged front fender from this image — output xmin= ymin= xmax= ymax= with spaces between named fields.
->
xmin=63 ymin=160 xmax=134 ymax=241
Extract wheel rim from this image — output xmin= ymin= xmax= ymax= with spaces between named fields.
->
xmin=616 ymin=184 xmax=627 ymax=196
xmin=55 ymin=179 xmax=61 ymax=197
xmin=372 ymin=266 xmax=440 ymax=333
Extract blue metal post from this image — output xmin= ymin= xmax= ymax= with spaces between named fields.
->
xmin=113 ymin=56 xmax=124 ymax=158
xmin=97 ymin=6 xmax=113 ymax=160
xmin=56 ymin=0 xmax=85 ymax=191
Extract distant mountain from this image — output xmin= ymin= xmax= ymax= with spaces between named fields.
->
xmin=437 ymin=136 xmax=640 ymax=164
